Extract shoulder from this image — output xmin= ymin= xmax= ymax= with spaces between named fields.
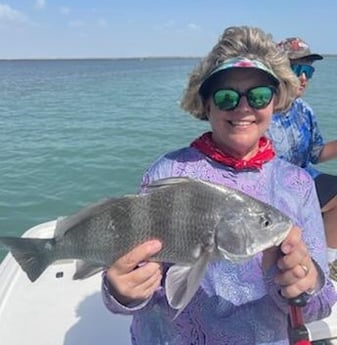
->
xmin=294 ymin=98 xmax=315 ymax=115
xmin=271 ymin=156 xmax=312 ymax=178
xmin=140 ymin=146 xmax=202 ymax=186
xmin=266 ymin=158 xmax=318 ymax=223
xmin=271 ymin=98 xmax=311 ymax=120
xmin=270 ymin=157 xmax=315 ymax=193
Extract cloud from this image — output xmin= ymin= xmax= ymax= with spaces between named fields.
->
xmin=154 ymin=20 xmax=175 ymax=31
xmin=163 ymin=20 xmax=175 ymax=28
xmin=187 ymin=23 xmax=201 ymax=31
xmin=0 ymin=4 xmax=30 ymax=27
xmin=69 ymin=20 xmax=84 ymax=28
xmin=60 ymin=6 xmax=70 ymax=16
xmin=154 ymin=21 xmax=202 ymax=34
xmin=35 ymin=0 xmax=46 ymax=10
xmin=97 ymin=18 xmax=108 ymax=28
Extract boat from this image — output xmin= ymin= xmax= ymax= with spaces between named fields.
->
xmin=0 ymin=220 xmax=336 ymax=345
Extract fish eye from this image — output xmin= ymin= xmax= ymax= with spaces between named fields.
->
xmin=260 ymin=215 xmax=271 ymax=227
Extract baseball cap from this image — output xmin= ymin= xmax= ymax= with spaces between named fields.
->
xmin=277 ymin=37 xmax=323 ymax=61
xmin=199 ymin=57 xmax=279 ymax=98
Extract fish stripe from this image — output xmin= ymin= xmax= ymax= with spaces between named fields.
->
xmin=129 ymin=195 xmax=150 ymax=243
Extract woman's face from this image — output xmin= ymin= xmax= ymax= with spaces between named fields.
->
xmin=205 ymin=68 xmax=275 ymax=160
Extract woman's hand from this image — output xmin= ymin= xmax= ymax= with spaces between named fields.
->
xmin=106 ymin=240 xmax=163 ymax=306
xmin=263 ymin=226 xmax=319 ymax=299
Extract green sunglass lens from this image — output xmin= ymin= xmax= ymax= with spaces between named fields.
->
xmin=247 ymin=87 xmax=273 ymax=108
xmin=213 ymin=90 xmax=239 ymax=110
xmin=213 ymin=86 xmax=274 ymax=111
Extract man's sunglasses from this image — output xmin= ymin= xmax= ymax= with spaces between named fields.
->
xmin=212 ymin=85 xmax=276 ymax=111
xmin=291 ymin=64 xmax=315 ymax=79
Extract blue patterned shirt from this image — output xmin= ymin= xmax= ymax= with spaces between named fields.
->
xmin=266 ymin=98 xmax=325 ymax=178
xmin=102 ymin=147 xmax=336 ymax=345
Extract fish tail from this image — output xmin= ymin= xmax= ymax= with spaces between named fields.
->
xmin=0 ymin=237 xmax=55 ymax=282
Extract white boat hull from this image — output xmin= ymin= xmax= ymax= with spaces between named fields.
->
xmin=0 ymin=220 xmax=336 ymax=345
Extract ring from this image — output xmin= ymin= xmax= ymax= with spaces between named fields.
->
xmin=299 ymin=263 xmax=310 ymax=276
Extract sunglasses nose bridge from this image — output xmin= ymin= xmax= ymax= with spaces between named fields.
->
xmin=298 ymin=72 xmax=308 ymax=81
xmin=235 ymin=93 xmax=252 ymax=110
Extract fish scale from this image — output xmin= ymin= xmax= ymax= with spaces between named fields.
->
xmin=147 ymin=182 xmax=219 ymax=263
xmin=0 ymin=177 xmax=292 ymax=313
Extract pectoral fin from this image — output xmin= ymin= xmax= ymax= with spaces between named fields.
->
xmin=165 ymin=253 xmax=210 ymax=318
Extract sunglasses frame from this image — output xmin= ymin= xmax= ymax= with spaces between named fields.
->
xmin=291 ymin=64 xmax=315 ymax=79
xmin=212 ymin=85 xmax=277 ymax=111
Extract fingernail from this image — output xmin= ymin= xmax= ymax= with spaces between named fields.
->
xmin=282 ymin=244 xmax=291 ymax=254
xmin=149 ymin=240 xmax=162 ymax=251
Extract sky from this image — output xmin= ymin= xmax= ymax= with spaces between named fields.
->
xmin=1 ymin=0 xmax=337 ymax=59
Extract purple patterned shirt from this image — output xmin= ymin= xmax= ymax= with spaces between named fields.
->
xmin=102 ymin=146 xmax=337 ymax=345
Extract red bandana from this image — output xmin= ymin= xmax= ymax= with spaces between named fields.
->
xmin=190 ymin=132 xmax=275 ymax=170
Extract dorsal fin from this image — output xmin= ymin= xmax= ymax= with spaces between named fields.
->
xmin=144 ymin=177 xmax=195 ymax=192
xmin=54 ymin=197 xmax=120 ymax=239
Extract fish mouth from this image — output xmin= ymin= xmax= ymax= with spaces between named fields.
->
xmin=272 ymin=223 xmax=293 ymax=246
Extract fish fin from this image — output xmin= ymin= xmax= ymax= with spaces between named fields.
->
xmin=73 ymin=260 xmax=104 ymax=280
xmin=0 ymin=237 xmax=55 ymax=282
xmin=54 ymin=216 xmax=66 ymax=238
xmin=145 ymin=177 xmax=193 ymax=191
xmin=165 ymin=254 xmax=210 ymax=318
xmin=54 ymin=198 xmax=116 ymax=239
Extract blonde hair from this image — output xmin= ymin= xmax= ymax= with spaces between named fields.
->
xmin=180 ymin=26 xmax=299 ymax=120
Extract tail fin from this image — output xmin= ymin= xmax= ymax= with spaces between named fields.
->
xmin=0 ymin=237 xmax=55 ymax=282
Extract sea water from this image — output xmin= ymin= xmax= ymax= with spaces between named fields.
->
xmin=0 ymin=57 xmax=336 ymax=345
xmin=0 ymin=57 xmax=336 ymax=248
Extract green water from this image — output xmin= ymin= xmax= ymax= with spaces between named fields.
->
xmin=0 ymin=57 xmax=336 ymax=260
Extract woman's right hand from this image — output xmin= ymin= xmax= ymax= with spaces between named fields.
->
xmin=106 ymin=240 xmax=163 ymax=306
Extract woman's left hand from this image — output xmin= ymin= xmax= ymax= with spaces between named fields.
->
xmin=274 ymin=225 xmax=319 ymax=299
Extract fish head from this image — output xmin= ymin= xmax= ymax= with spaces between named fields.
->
xmin=214 ymin=199 xmax=293 ymax=262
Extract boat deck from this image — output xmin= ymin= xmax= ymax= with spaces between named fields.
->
xmin=0 ymin=220 xmax=336 ymax=345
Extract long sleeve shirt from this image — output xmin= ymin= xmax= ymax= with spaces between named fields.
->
xmin=102 ymin=146 xmax=337 ymax=345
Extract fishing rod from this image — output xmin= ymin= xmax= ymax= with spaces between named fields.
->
xmin=288 ymin=293 xmax=311 ymax=345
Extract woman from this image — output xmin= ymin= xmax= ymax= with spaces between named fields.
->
xmin=102 ymin=26 xmax=337 ymax=345
xmin=266 ymin=37 xmax=337 ymax=278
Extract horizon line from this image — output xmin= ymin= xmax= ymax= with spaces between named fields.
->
xmin=1 ymin=54 xmax=337 ymax=61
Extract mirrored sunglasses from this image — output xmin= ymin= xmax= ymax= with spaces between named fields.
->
xmin=291 ymin=64 xmax=315 ymax=79
xmin=213 ymin=85 xmax=276 ymax=111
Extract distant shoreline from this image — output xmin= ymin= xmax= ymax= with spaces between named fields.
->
xmin=0 ymin=54 xmax=336 ymax=61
